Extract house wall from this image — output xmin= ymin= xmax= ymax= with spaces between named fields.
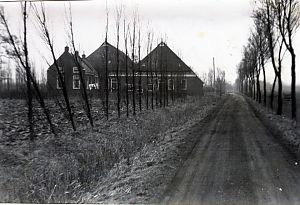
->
xmin=106 ymin=72 xmax=203 ymax=98
xmin=187 ymin=76 xmax=204 ymax=96
xmin=47 ymin=49 xmax=95 ymax=96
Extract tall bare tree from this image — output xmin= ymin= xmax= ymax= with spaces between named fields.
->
xmin=273 ymin=0 xmax=299 ymax=119
xmin=130 ymin=12 xmax=137 ymax=115
xmin=0 ymin=2 xmax=56 ymax=138
xmin=123 ymin=17 xmax=130 ymax=117
xmin=253 ymin=9 xmax=270 ymax=106
xmin=67 ymin=4 xmax=93 ymax=126
xmin=138 ymin=25 xmax=142 ymax=112
xmin=33 ymin=3 xmax=76 ymax=130
xmin=105 ymin=6 xmax=109 ymax=120
xmin=263 ymin=0 xmax=285 ymax=115
xmin=115 ymin=5 xmax=122 ymax=118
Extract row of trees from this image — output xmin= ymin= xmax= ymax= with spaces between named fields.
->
xmin=0 ymin=2 xmax=186 ymax=140
xmin=237 ymin=0 xmax=299 ymax=119
xmin=100 ymin=5 xmax=183 ymax=121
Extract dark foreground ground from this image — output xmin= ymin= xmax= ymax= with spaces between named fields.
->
xmin=161 ymin=93 xmax=300 ymax=205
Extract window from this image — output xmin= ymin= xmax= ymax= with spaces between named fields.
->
xmin=127 ymin=83 xmax=133 ymax=92
xmin=95 ymin=76 xmax=99 ymax=89
xmin=73 ymin=75 xmax=80 ymax=89
xmin=153 ymin=79 xmax=158 ymax=91
xmin=147 ymin=79 xmax=153 ymax=92
xmin=181 ymin=79 xmax=187 ymax=90
xmin=168 ymin=79 xmax=174 ymax=91
xmin=137 ymin=84 xmax=143 ymax=93
xmin=73 ymin=67 xmax=79 ymax=74
xmin=110 ymin=78 xmax=117 ymax=92
xmin=86 ymin=76 xmax=93 ymax=89
xmin=56 ymin=75 xmax=64 ymax=89
xmin=57 ymin=66 xmax=64 ymax=73
xmin=158 ymin=79 xmax=163 ymax=90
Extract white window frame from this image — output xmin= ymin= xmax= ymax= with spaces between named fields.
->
xmin=127 ymin=83 xmax=133 ymax=92
xmin=137 ymin=84 xmax=143 ymax=93
xmin=181 ymin=79 xmax=187 ymax=90
xmin=73 ymin=67 xmax=79 ymax=74
xmin=86 ymin=76 xmax=93 ymax=89
xmin=147 ymin=83 xmax=153 ymax=92
xmin=73 ymin=75 xmax=80 ymax=89
xmin=58 ymin=66 xmax=64 ymax=73
xmin=95 ymin=76 xmax=99 ymax=89
xmin=168 ymin=79 xmax=174 ymax=91
xmin=147 ymin=78 xmax=153 ymax=92
xmin=158 ymin=79 xmax=163 ymax=90
xmin=110 ymin=77 xmax=117 ymax=92
xmin=56 ymin=75 xmax=64 ymax=89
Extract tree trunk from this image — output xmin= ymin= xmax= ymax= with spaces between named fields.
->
xmin=270 ymin=75 xmax=277 ymax=110
xmin=132 ymin=69 xmax=136 ymax=115
xmin=105 ymin=41 xmax=109 ymax=120
xmin=277 ymin=72 xmax=283 ymax=115
xmin=291 ymin=51 xmax=297 ymax=120
xmin=256 ymin=73 xmax=261 ymax=103
xmin=262 ymin=61 xmax=267 ymax=106
xmin=117 ymin=42 xmax=120 ymax=118
xmin=146 ymin=70 xmax=149 ymax=110
xmin=26 ymin=71 xmax=34 ymax=140
xmin=253 ymin=76 xmax=256 ymax=100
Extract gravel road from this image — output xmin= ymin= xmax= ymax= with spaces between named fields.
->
xmin=161 ymin=94 xmax=300 ymax=205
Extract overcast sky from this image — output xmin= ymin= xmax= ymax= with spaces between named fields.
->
xmin=1 ymin=0 xmax=300 ymax=85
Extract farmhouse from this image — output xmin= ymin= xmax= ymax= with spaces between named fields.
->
xmin=47 ymin=46 xmax=98 ymax=95
xmin=140 ymin=42 xmax=204 ymax=97
xmin=46 ymin=41 xmax=203 ymax=98
xmin=86 ymin=41 xmax=132 ymax=98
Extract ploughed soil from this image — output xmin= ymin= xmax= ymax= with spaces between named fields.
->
xmin=0 ymin=95 xmax=217 ymax=203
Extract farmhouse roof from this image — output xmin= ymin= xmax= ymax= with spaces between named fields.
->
xmin=48 ymin=46 xmax=97 ymax=75
xmin=86 ymin=41 xmax=132 ymax=73
xmin=141 ymin=42 xmax=203 ymax=83
xmin=140 ymin=42 xmax=191 ymax=72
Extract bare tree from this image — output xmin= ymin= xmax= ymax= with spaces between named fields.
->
xmin=249 ymin=32 xmax=261 ymax=103
xmin=207 ymin=69 xmax=214 ymax=87
xmin=0 ymin=2 xmax=56 ymax=139
xmin=145 ymin=30 xmax=154 ymax=110
xmin=159 ymin=40 xmax=163 ymax=107
xmin=33 ymin=3 xmax=76 ymax=130
xmin=123 ymin=17 xmax=130 ymax=117
xmin=273 ymin=0 xmax=299 ymax=119
xmin=253 ymin=9 xmax=270 ymax=106
xmin=149 ymin=33 xmax=154 ymax=109
xmin=138 ymin=24 xmax=142 ymax=112
xmin=66 ymin=4 xmax=93 ymax=126
xmin=263 ymin=0 xmax=285 ymax=115
xmin=130 ymin=12 xmax=137 ymax=115
xmin=115 ymin=5 xmax=122 ymax=118
xmin=216 ymin=68 xmax=226 ymax=96
xmin=105 ymin=6 xmax=109 ymax=120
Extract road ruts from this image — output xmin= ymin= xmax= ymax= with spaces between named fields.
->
xmin=161 ymin=93 xmax=300 ymax=205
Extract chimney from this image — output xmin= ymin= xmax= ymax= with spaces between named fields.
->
xmin=64 ymin=46 xmax=69 ymax=53
xmin=82 ymin=54 xmax=86 ymax=59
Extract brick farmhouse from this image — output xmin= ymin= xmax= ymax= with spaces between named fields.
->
xmin=47 ymin=41 xmax=203 ymax=98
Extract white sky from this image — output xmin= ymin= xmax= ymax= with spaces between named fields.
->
xmin=1 ymin=0 xmax=300 ymax=86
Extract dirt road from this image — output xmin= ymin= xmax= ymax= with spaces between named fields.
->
xmin=161 ymin=94 xmax=300 ymax=205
